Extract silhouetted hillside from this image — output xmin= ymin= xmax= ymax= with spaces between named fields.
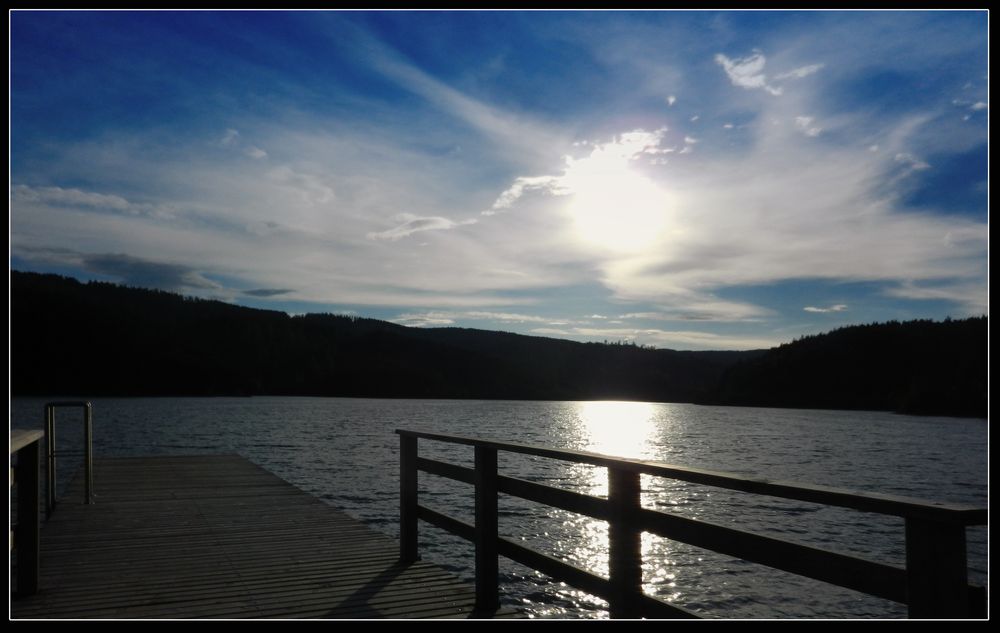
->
xmin=705 ymin=318 xmax=987 ymax=417
xmin=10 ymin=271 xmax=986 ymax=417
xmin=9 ymin=271 xmax=752 ymax=403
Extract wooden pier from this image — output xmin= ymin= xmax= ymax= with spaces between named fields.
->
xmin=11 ymin=454 xmax=513 ymax=619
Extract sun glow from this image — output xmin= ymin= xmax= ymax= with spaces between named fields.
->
xmin=561 ymin=137 xmax=674 ymax=253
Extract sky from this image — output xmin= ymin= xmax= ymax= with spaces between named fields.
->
xmin=9 ymin=10 xmax=989 ymax=351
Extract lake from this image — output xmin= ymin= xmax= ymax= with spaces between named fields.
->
xmin=10 ymin=396 xmax=988 ymax=619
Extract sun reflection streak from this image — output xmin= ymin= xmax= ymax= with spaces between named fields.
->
xmin=562 ymin=401 xmax=683 ymax=605
xmin=577 ymin=400 xmax=658 ymax=459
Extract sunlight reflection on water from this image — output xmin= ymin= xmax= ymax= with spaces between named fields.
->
xmin=577 ymin=400 xmax=658 ymax=460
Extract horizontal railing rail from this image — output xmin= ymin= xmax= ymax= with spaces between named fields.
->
xmin=397 ymin=429 xmax=987 ymax=619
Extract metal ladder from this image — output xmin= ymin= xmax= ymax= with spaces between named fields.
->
xmin=44 ymin=401 xmax=95 ymax=518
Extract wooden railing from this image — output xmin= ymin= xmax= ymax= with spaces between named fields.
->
xmin=11 ymin=429 xmax=43 ymax=597
xmin=396 ymin=429 xmax=987 ymax=619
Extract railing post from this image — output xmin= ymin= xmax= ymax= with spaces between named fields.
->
xmin=905 ymin=518 xmax=970 ymax=618
xmin=474 ymin=446 xmax=499 ymax=612
xmin=400 ymin=434 xmax=419 ymax=563
xmin=14 ymin=437 xmax=41 ymax=597
xmin=608 ymin=467 xmax=643 ymax=619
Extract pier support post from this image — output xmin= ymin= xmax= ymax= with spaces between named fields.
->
xmin=608 ymin=468 xmax=642 ymax=619
xmin=14 ymin=436 xmax=41 ymax=597
xmin=474 ymin=446 xmax=499 ymax=612
xmin=905 ymin=518 xmax=969 ymax=618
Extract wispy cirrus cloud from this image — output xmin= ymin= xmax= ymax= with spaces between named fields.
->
xmin=530 ymin=326 xmax=779 ymax=351
xmin=13 ymin=184 xmax=176 ymax=219
xmin=794 ymin=116 xmax=823 ymax=137
xmin=803 ymin=304 xmax=848 ymax=313
xmin=885 ymin=281 xmax=986 ymax=314
xmin=367 ymin=213 xmax=477 ymax=241
xmin=715 ymin=52 xmax=825 ymax=97
xmin=485 ymin=176 xmax=566 ymax=215
xmin=775 ymin=63 xmax=825 ymax=80
xmin=392 ymin=310 xmax=556 ymax=328
xmin=219 ymin=128 xmax=240 ymax=146
xmin=244 ymin=288 xmax=295 ymax=297
xmin=715 ymin=51 xmax=783 ymax=96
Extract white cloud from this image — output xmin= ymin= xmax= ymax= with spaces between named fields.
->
xmin=12 ymin=184 xmax=174 ymax=219
xmin=14 ymin=112 xmax=985 ymax=332
xmin=716 ymin=53 xmax=825 ymax=97
xmin=219 ymin=128 xmax=240 ymax=146
xmin=529 ymin=326 xmax=779 ymax=351
xmin=667 ymin=95 xmax=677 ymax=106
xmin=723 ymin=123 xmax=734 ymax=129
xmin=465 ymin=311 xmax=551 ymax=323
xmin=690 ymin=115 xmax=700 ymax=122
xmin=354 ymin=27 xmax=565 ymax=164
xmin=392 ymin=310 xmax=555 ymax=328
xmin=393 ymin=312 xmax=456 ymax=327
xmin=715 ymin=52 xmax=783 ymax=96
xmin=894 ymin=152 xmax=930 ymax=171
xmin=617 ymin=298 xmax=772 ymax=322
xmin=486 ymin=175 xmax=565 ymax=214
xmin=267 ymin=165 xmax=336 ymax=205
xmin=245 ymin=146 xmax=268 ymax=159
xmin=581 ymin=113 xmax=986 ymax=320
xmin=794 ymin=116 xmax=823 ymax=137
xmin=970 ymin=101 xmax=988 ymax=110
xmin=367 ymin=213 xmax=476 ymax=241
xmin=684 ymin=136 xmax=698 ymax=144
xmin=884 ymin=281 xmax=987 ymax=315
xmin=775 ymin=63 xmax=825 ymax=80
xmin=803 ymin=304 xmax=848 ymax=313
xmin=14 ymin=184 xmax=133 ymax=211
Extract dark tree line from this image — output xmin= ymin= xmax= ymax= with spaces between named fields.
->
xmin=9 ymin=271 xmax=749 ymax=403
xmin=704 ymin=317 xmax=987 ymax=418
xmin=10 ymin=271 xmax=987 ymax=418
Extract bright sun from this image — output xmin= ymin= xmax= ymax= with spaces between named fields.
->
xmin=562 ymin=152 xmax=673 ymax=253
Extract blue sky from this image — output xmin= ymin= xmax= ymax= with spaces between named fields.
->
xmin=10 ymin=10 xmax=989 ymax=350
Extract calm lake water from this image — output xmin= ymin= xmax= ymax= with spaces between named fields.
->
xmin=10 ymin=397 xmax=988 ymax=619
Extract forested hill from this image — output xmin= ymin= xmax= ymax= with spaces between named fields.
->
xmin=9 ymin=271 xmax=752 ymax=403
xmin=10 ymin=271 xmax=987 ymax=417
xmin=705 ymin=317 xmax=987 ymax=418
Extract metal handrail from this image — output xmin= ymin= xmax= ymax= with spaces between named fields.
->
xmin=45 ymin=401 xmax=95 ymax=517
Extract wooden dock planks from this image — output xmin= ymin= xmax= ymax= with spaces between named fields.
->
xmin=11 ymin=454 xmax=516 ymax=619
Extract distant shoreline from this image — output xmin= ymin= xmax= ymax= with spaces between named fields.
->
xmin=11 ymin=271 xmax=987 ymax=420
